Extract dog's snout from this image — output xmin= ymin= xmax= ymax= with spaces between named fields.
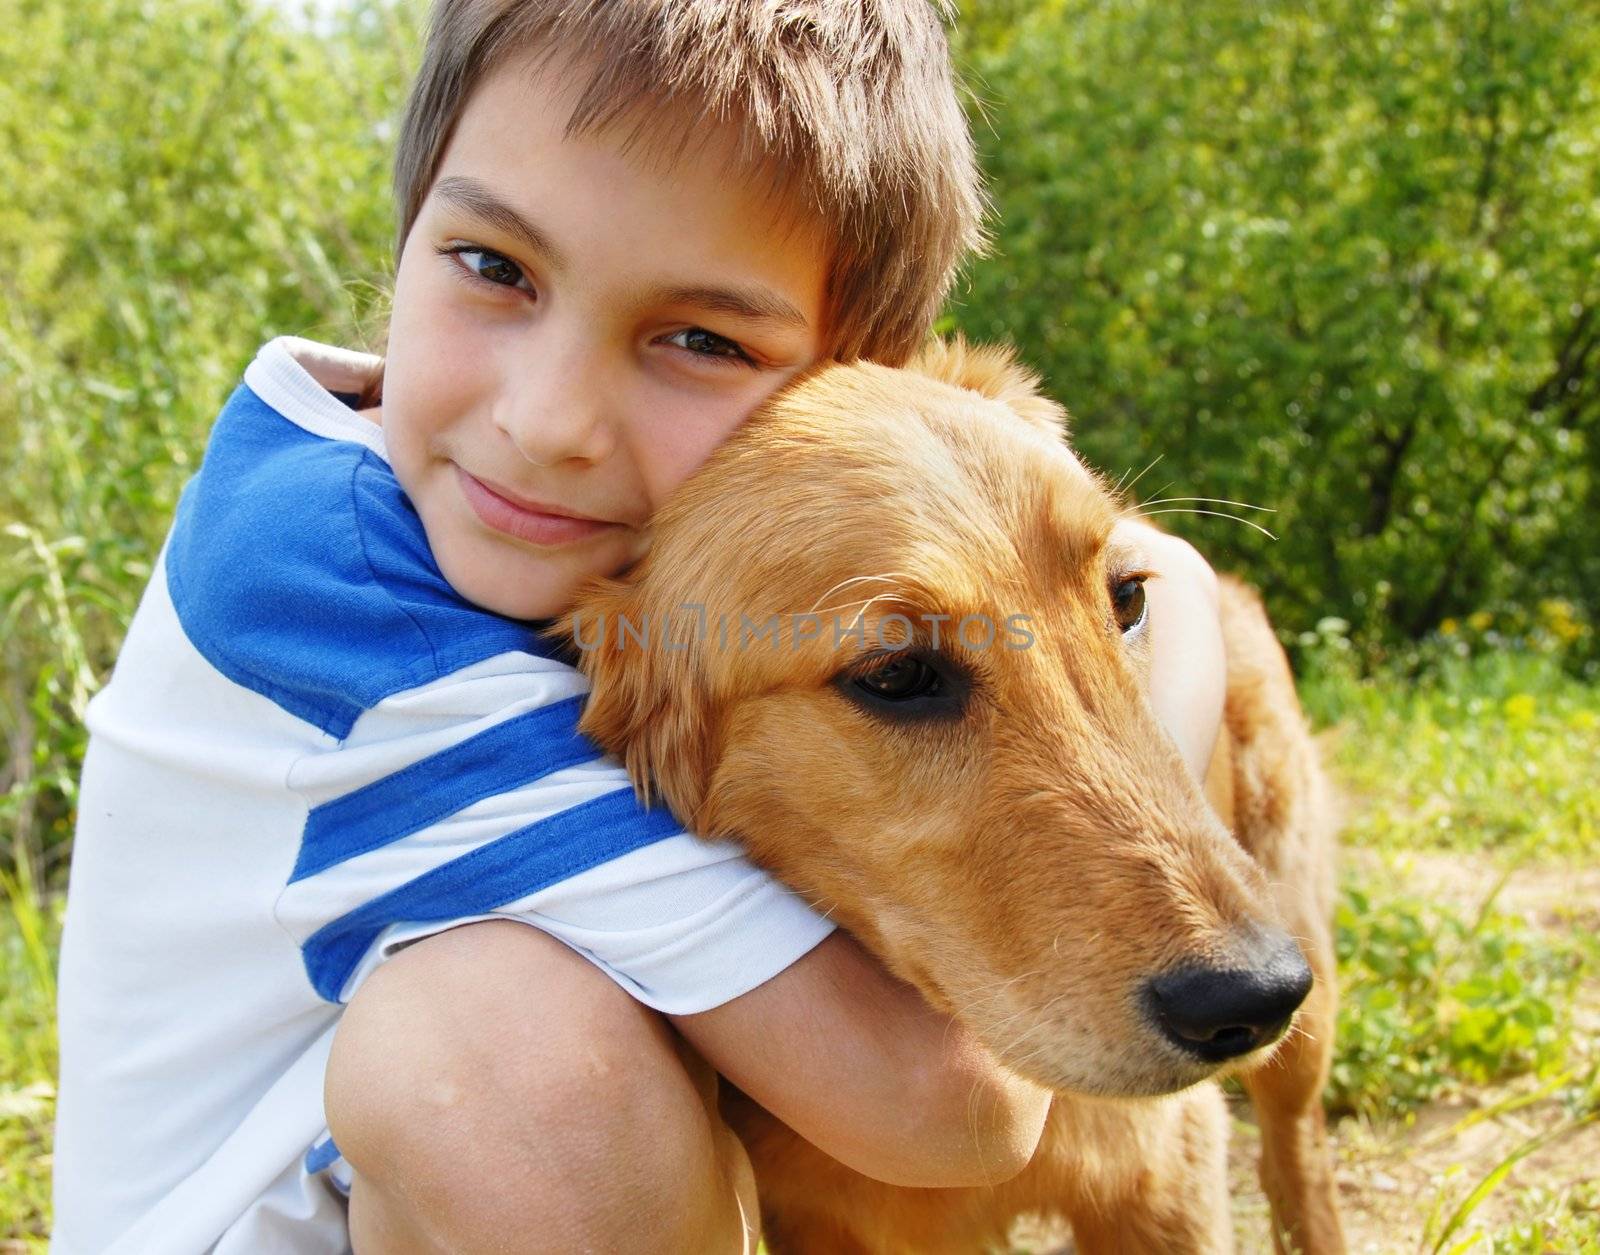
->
xmin=1145 ymin=932 xmax=1313 ymax=1063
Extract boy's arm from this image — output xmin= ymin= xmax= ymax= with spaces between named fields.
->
xmin=1113 ymin=518 xmax=1226 ymax=782
xmin=326 ymin=919 xmax=1047 ymax=1251
xmin=670 ymin=929 xmax=1051 ymax=1189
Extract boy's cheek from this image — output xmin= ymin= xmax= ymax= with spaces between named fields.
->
xmin=635 ymin=373 xmax=804 ymax=503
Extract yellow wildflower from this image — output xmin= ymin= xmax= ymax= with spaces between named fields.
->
xmin=1502 ymin=694 xmax=1537 ymax=724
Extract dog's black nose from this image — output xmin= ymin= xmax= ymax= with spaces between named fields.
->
xmin=1145 ymin=932 xmax=1313 ymax=1062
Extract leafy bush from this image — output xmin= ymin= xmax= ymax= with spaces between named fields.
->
xmin=952 ymin=0 xmax=1600 ymax=649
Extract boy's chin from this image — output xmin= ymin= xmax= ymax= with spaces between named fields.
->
xmin=437 ymin=545 xmax=600 ymax=624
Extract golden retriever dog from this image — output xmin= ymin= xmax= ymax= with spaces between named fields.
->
xmin=557 ymin=341 xmax=1344 ymax=1254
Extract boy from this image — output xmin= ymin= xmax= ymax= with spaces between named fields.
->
xmin=51 ymin=2 xmax=1227 ymax=1252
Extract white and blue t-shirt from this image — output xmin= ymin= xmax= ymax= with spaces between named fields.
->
xmin=51 ymin=336 xmax=835 ymax=1255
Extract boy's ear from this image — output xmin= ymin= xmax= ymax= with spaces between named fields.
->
xmin=550 ymin=578 xmax=715 ymax=828
xmin=909 ymin=335 xmax=1070 ymax=440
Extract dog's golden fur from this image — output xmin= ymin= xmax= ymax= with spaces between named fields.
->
xmin=557 ymin=342 xmax=1344 ymax=1253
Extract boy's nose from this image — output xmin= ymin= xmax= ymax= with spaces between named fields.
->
xmin=496 ymin=347 xmax=617 ymax=467
xmin=497 ymin=397 xmax=616 ymax=467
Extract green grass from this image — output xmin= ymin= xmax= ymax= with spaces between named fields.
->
xmin=0 ymin=874 xmax=59 ymax=1249
xmin=1413 ymin=1072 xmax=1600 ymax=1255
xmin=1465 ymin=1179 xmax=1600 ymax=1254
xmin=1328 ymin=878 xmax=1593 ymax=1120
xmin=1299 ymin=629 xmax=1600 ymax=861
xmin=1297 ymin=643 xmax=1600 ymax=1123
xmin=1294 ymin=635 xmax=1600 ymax=1248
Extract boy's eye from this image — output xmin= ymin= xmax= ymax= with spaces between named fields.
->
xmin=442 ymin=245 xmax=533 ymax=294
xmin=662 ymin=327 xmax=754 ymax=365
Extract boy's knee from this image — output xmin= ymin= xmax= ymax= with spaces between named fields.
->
xmin=327 ymin=921 xmax=751 ymax=1253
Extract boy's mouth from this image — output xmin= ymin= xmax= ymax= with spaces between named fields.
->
xmin=454 ymin=465 xmax=618 ymax=547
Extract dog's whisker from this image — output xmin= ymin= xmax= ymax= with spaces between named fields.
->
xmin=807 ymin=572 xmax=914 ymax=615
xmin=810 ymin=596 xmax=885 ymax=620
xmin=996 ymin=987 xmax=1078 ymax=1053
xmin=800 ymin=897 xmax=844 ymax=928
xmin=1131 ymin=507 xmax=1279 ymax=541
xmin=809 ymin=590 xmax=919 ymax=630
xmin=941 ymin=971 xmax=1053 ymax=1041
xmin=979 ymin=1002 xmax=1045 ymax=1046
xmin=1138 ymin=495 xmax=1276 ymax=514
xmin=814 ymin=572 xmax=910 ymax=597
xmin=977 ymin=985 xmax=1081 ymax=1070
xmin=1113 ymin=453 xmax=1165 ymax=501
xmin=951 ymin=967 xmax=1047 ymax=1013
xmin=1144 ymin=477 xmax=1178 ymax=509
xmin=849 ymin=592 xmax=904 ymax=623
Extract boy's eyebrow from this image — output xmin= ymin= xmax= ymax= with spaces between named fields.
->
xmin=647 ymin=283 xmax=810 ymax=330
xmin=432 ymin=176 xmax=571 ymax=270
xmin=431 ymin=175 xmax=810 ymax=331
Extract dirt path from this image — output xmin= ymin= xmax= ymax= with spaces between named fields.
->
xmin=1273 ymin=850 xmax=1600 ymax=1254
xmin=1227 ymin=1082 xmax=1600 ymax=1253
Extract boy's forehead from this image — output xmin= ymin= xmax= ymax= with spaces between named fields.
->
xmin=460 ymin=49 xmax=827 ymax=244
xmin=429 ymin=50 xmax=833 ymax=325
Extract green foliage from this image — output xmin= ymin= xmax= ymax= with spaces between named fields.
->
xmin=0 ymin=0 xmax=419 ymax=880
xmin=3 ymin=1 xmax=1596 ymax=1243
xmin=1301 ymin=638 xmax=1600 ymax=858
xmin=1310 ymin=636 xmax=1599 ymax=1119
xmin=0 ymin=873 xmax=60 ymax=1248
xmin=1418 ymin=1078 xmax=1600 ymax=1253
xmin=952 ymin=0 xmax=1600 ymax=648
xmin=1472 ymin=1178 xmax=1600 ymax=1253
xmin=1330 ymin=880 xmax=1584 ymax=1118
xmin=5 ymin=0 xmax=1599 ymax=880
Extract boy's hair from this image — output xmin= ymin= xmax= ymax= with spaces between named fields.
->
xmin=360 ymin=0 xmax=983 ymax=400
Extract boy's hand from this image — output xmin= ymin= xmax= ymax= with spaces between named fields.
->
xmin=670 ymin=930 xmax=1052 ymax=1189
xmin=1112 ymin=518 xmax=1226 ymax=782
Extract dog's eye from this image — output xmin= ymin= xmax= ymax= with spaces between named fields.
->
xmin=1112 ymin=577 xmax=1148 ymax=633
xmin=837 ymin=652 xmax=968 ymax=721
xmin=855 ymin=655 xmax=941 ymax=701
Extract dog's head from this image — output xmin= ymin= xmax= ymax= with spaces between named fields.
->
xmin=552 ymin=339 xmax=1305 ymax=1097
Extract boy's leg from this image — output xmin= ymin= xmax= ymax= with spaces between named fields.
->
xmin=326 ymin=920 xmax=759 ymax=1255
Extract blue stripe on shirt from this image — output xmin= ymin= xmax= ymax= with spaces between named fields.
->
xmin=165 ymin=385 xmax=561 ymax=739
xmin=304 ymin=1138 xmax=342 ymax=1176
xmin=300 ymin=787 xmax=685 ymax=1002
xmin=289 ymin=696 xmax=595 ymax=883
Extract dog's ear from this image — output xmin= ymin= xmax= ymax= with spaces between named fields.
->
xmin=908 ymin=335 xmax=1070 ymax=440
xmin=549 ymin=578 xmax=714 ymax=827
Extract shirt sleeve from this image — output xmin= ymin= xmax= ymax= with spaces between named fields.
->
xmin=274 ymin=650 xmax=837 ymax=1015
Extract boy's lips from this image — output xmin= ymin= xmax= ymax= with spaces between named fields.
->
xmin=454 ymin=465 xmax=619 ymax=547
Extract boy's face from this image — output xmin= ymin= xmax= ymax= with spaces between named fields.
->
xmin=379 ymin=54 xmax=830 ymax=620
